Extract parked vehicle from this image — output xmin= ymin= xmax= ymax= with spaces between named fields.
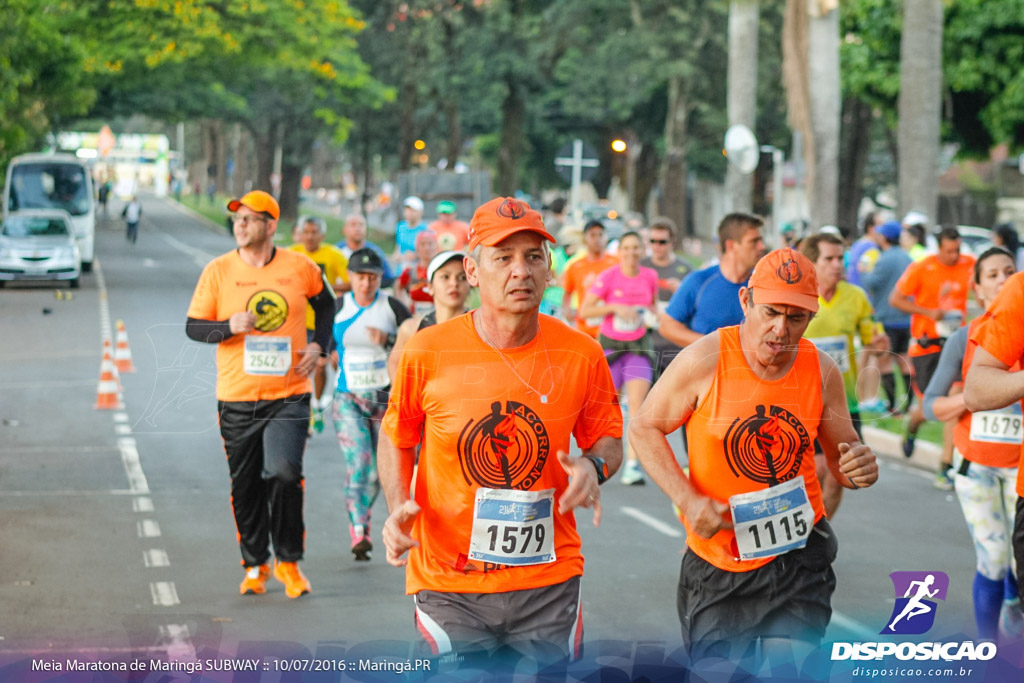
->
xmin=0 ymin=210 xmax=81 ymax=288
xmin=4 ymin=153 xmax=95 ymax=272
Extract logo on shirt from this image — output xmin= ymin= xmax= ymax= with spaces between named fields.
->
xmin=458 ymin=401 xmax=549 ymax=490
xmin=882 ymin=571 xmax=949 ymax=635
xmin=724 ymin=405 xmax=810 ymax=486
xmin=246 ymin=290 xmax=289 ymax=332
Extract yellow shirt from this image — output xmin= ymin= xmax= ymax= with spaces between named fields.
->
xmin=803 ymin=281 xmax=877 ymax=411
xmin=288 ymin=243 xmax=348 ymax=329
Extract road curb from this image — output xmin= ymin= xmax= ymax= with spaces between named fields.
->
xmin=862 ymin=424 xmax=942 ymax=472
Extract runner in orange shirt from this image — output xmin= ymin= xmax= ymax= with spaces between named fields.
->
xmin=186 ymin=190 xmax=334 ymax=599
xmin=561 ymin=220 xmax=619 ymax=337
xmin=890 ymin=226 xmax=975 ymax=487
xmin=379 ymin=197 xmax=623 ymax=668
xmin=629 ymin=248 xmax=879 ymax=670
xmin=965 ymin=267 xmax=1024 ymax=639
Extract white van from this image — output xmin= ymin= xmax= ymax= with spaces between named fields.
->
xmin=4 ymin=153 xmax=96 ymax=272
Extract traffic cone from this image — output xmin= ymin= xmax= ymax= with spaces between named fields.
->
xmin=114 ymin=320 xmax=136 ymax=373
xmin=103 ymin=338 xmax=122 ymax=390
xmin=95 ymin=345 xmax=124 ymax=410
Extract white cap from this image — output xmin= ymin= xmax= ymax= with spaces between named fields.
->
xmin=426 ymin=251 xmax=466 ymax=283
xmin=403 ymin=196 xmax=424 ymax=212
xmin=819 ymin=225 xmax=841 ymax=236
xmin=902 ymin=211 xmax=928 ymax=227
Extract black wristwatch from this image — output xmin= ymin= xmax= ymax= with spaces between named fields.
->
xmin=583 ymin=455 xmax=609 ymax=485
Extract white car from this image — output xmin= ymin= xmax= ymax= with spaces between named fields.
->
xmin=0 ymin=209 xmax=81 ymax=288
xmin=955 ymin=225 xmax=995 ymax=258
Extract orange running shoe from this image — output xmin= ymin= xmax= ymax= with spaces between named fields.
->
xmin=239 ymin=564 xmax=270 ymax=595
xmin=274 ymin=560 xmax=311 ymax=599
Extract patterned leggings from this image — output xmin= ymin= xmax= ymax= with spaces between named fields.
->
xmin=953 ymin=449 xmax=1019 ymax=580
xmin=332 ymin=389 xmax=387 ymax=530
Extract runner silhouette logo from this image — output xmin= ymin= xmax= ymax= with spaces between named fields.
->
xmin=881 ymin=571 xmax=949 ymax=635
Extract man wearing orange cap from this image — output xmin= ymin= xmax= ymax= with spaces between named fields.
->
xmin=379 ymin=197 xmax=624 ymax=668
xmin=630 ymin=248 xmax=879 ymax=670
xmin=186 ymin=190 xmax=335 ymax=600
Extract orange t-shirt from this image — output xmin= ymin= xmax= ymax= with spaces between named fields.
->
xmin=382 ymin=313 xmax=623 ymax=595
xmin=428 ymin=219 xmax=470 ymax=251
xmin=894 ymin=254 xmax=975 ymax=357
xmin=685 ymin=326 xmax=826 ymax=573
xmin=968 ymin=271 xmax=1024 ymax=494
xmin=562 ymin=253 xmax=620 ymax=337
xmin=953 ymin=318 xmax=1021 ymax=468
xmin=186 ymin=248 xmax=326 ymax=402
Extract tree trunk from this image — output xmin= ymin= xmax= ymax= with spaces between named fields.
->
xmin=660 ymin=74 xmax=690 ymax=236
xmin=898 ymin=0 xmax=943 ymax=222
xmin=214 ymin=119 xmax=228 ymax=198
xmin=496 ymin=78 xmax=526 ymax=196
xmin=725 ymin=0 xmax=760 ymax=213
xmin=232 ymin=123 xmax=250 ymax=198
xmin=633 ymin=140 xmax=659 ymax=217
xmin=838 ymin=97 xmax=873 ymax=232
xmin=398 ymin=80 xmax=418 ymax=172
xmin=807 ymin=2 xmax=840 ymax=230
xmin=783 ymin=0 xmax=813 ymax=221
xmin=250 ymin=121 xmax=277 ymax=193
xmin=445 ymin=99 xmax=462 ymax=169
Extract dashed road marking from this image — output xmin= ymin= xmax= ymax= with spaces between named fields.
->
xmin=150 ymin=581 xmax=180 ymax=606
xmin=143 ymin=549 xmax=170 ymax=568
xmin=133 ymin=497 xmax=154 ymax=512
xmin=118 ymin=437 xmax=150 ymax=494
xmin=138 ymin=519 xmax=161 ymax=538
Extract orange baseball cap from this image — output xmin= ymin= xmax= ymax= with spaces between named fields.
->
xmin=748 ymin=248 xmax=819 ymax=313
xmin=227 ymin=190 xmax=280 ymax=220
xmin=467 ymin=197 xmax=555 ymax=251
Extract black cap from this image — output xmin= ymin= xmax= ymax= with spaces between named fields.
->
xmin=348 ymin=247 xmax=385 ymax=274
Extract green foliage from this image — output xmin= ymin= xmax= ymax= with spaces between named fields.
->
xmin=0 ymin=1 xmax=94 ymax=168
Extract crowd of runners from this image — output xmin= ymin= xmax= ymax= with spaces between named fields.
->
xmin=185 ymin=190 xmax=1024 ymax=672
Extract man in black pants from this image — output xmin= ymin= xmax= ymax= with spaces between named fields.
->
xmin=185 ymin=190 xmax=335 ymax=598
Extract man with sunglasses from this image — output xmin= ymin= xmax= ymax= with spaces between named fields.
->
xmin=186 ymin=190 xmax=335 ymax=599
xmin=640 ymin=217 xmax=692 ymax=375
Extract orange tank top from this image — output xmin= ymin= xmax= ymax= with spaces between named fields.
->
xmin=685 ymin=326 xmax=826 ymax=572
xmin=954 ymin=318 xmax=1022 ymax=468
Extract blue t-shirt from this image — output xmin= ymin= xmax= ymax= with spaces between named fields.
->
xmin=395 ymin=220 xmax=429 ymax=255
xmin=664 ymin=264 xmax=747 ymax=334
xmin=846 ymin=237 xmax=880 ymax=288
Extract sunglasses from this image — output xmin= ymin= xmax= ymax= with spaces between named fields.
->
xmin=649 ymin=239 xmax=670 ymax=245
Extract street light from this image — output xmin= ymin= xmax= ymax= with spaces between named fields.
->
xmin=611 ymin=139 xmax=627 ymax=153
xmin=413 ymin=139 xmax=426 ymax=151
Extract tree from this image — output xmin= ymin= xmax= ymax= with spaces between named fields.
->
xmin=897 ymin=0 xmax=943 ymax=221
xmin=725 ymin=0 xmax=760 ymax=213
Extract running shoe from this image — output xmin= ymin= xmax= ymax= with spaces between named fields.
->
xmin=312 ymin=410 xmax=325 ymax=434
xmin=350 ymin=524 xmax=372 ymax=561
xmin=239 ymin=564 xmax=270 ymax=595
xmin=901 ymin=428 xmax=916 ymax=459
xmin=998 ymin=599 xmax=1024 ymax=642
xmin=933 ymin=468 xmax=954 ymax=491
xmin=620 ymin=460 xmax=646 ymax=486
xmin=857 ymin=398 xmax=887 ymax=414
xmin=274 ymin=560 xmax=311 ymax=599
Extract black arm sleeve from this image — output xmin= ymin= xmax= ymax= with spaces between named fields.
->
xmin=186 ymin=317 xmax=233 ymax=344
xmin=309 ymin=280 xmax=335 ymax=354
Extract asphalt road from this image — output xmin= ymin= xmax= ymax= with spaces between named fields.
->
xmin=0 ymin=195 xmax=1008 ymax=680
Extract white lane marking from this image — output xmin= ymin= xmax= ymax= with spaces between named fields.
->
xmin=160 ymin=232 xmax=215 ymax=268
xmin=620 ymin=506 xmax=684 ymax=538
xmin=143 ymin=549 xmax=170 ymax=567
xmin=0 ymin=446 xmax=119 ymax=454
xmin=138 ymin=520 xmax=161 ymax=538
xmin=118 ymin=437 xmax=150 ymax=494
xmin=0 ymin=489 xmax=138 ymax=497
xmin=113 ymin=413 xmax=129 ymax=423
xmin=160 ymin=624 xmax=197 ymax=662
xmin=142 ymin=258 xmax=157 ymax=268
xmin=830 ymin=610 xmax=877 ymax=640
xmin=95 ymin=259 xmax=112 ymax=343
xmin=115 ymin=424 xmax=132 ymax=435
xmin=150 ymin=581 xmax=180 ymax=606
xmin=133 ymin=497 xmax=154 ymax=512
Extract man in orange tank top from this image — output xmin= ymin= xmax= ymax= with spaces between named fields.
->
xmin=379 ymin=197 xmax=623 ymax=669
xmin=630 ymin=248 xmax=879 ymax=671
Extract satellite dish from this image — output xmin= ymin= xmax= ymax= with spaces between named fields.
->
xmin=724 ymin=124 xmax=760 ymax=175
